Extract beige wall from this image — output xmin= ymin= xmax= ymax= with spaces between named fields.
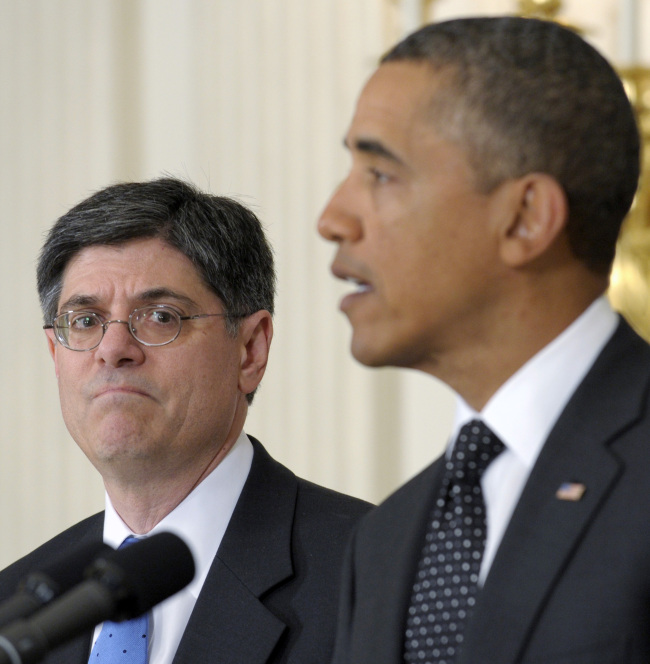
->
xmin=0 ymin=0 xmax=644 ymax=568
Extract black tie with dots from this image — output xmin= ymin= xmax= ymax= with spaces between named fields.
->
xmin=403 ymin=419 xmax=505 ymax=664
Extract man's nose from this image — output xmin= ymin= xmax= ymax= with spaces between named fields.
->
xmin=317 ymin=180 xmax=363 ymax=244
xmin=94 ymin=319 xmax=145 ymax=367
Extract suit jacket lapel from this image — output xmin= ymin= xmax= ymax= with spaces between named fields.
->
xmin=173 ymin=438 xmax=296 ymax=664
xmin=459 ymin=320 xmax=650 ymax=664
xmin=357 ymin=457 xmax=447 ymax=663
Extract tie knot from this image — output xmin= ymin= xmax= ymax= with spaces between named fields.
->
xmin=120 ymin=536 xmax=141 ymax=549
xmin=448 ymin=419 xmax=505 ymax=483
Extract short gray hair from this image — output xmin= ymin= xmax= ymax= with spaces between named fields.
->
xmin=37 ymin=177 xmax=276 ymax=403
xmin=382 ymin=17 xmax=640 ymax=275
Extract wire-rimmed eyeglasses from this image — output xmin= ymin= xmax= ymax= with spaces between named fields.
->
xmin=43 ymin=304 xmax=249 ymax=352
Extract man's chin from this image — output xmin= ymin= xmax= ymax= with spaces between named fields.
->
xmin=350 ymin=335 xmax=391 ymax=368
xmin=92 ymin=446 xmax=149 ymax=468
xmin=80 ymin=430 xmax=153 ymax=468
xmin=350 ymin=330 xmax=426 ymax=371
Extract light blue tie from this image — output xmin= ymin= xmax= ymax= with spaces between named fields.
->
xmin=88 ymin=537 xmax=149 ymax=663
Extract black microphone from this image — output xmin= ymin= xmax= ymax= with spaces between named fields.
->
xmin=0 ymin=532 xmax=195 ymax=664
xmin=0 ymin=541 xmax=113 ymax=629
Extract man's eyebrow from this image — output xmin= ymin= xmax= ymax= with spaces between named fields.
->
xmin=58 ymin=295 xmax=99 ymax=311
xmin=343 ymin=137 xmax=405 ymax=165
xmin=58 ymin=288 xmax=200 ymax=313
xmin=137 ymin=288 xmax=199 ymax=308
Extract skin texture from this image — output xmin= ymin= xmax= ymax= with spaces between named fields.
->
xmin=318 ymin=62 xmax=607 ymax=410
xmin=45 ymin=237 xmax=273 ymax=533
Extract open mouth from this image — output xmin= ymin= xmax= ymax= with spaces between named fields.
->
xmin=330 ymin=260 xmax=374 ymax=311
xmin=345 ymin=276 xmax=372 ymax=295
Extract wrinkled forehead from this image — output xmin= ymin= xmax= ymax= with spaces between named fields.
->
xmin=58 ymin=238 xmax=210 ymax=307
xmin=61 ymin=238 xmax=183 ymax=280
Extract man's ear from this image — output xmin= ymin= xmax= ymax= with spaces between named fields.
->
xmin=237 ymin=310 xmax=273 ymax=396
xmin=45 ymin=329 xmax=60 ymax=378
xmin=496 ymin=173 xmax=568 ymax=268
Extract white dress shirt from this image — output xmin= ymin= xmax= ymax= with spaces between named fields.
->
xmin=448 ymin=296 xmax=618 ymax=584
xmin=92 ymin=430 xmax=254 ymax=664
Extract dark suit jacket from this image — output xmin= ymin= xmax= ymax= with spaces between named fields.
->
xmin=333 ymin=318 xmax=650 ymax=664
xmin=0 ymin=438 xmax=372 ymax=663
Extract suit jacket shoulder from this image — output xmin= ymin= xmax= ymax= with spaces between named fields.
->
xmin=0 ymin=512 xmax=104 ymax=664
xmin=173 ymin=436 xmax=372 ymax=664
xmin=0 ymin=512 xmax=104 ymax=596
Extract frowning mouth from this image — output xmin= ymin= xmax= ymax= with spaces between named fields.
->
xmin=94 ymin=386 xmax=150 ymax=399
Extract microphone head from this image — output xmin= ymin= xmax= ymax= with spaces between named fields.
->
xmin=19 ymin=541 xmax=114 ymax=605
xmin=86 ymin=532 xmax=195 ymax=620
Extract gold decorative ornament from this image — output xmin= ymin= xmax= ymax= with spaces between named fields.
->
xmin=517 ymin=0 xmax=563 ymax=19
xmin=517 ymin=0 xmax=583 ymax=33
xmin=609 ymin=67 xmax=650 ymax=340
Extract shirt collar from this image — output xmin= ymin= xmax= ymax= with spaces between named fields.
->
xmin=451 ymin=296 xmax=618 ymax=469
xmin=102 ymin=430 xmax=254 ymax=598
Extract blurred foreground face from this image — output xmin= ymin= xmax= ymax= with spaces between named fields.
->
xmin=318 ymin=61 xmax=505 ymax=374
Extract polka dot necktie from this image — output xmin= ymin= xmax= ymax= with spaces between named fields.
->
xmin=88 ymin=537 xmax=148 ymax=663
xmin=403 ymin=420 xmax=505 ymax=664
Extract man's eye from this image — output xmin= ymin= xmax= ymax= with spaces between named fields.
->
xmin=369 ymin=168 xmax=391 ymax=184
xmin=70 ymin=315 xmax=99 ymax=330
xmin=149 ymin=310 xmax=176 ymax=325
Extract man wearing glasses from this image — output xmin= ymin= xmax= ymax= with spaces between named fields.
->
xmin=0 ymin=177 xmax=371 ymax=664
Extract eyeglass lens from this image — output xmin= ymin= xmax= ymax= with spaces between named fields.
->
xmin=55 ymin=305 xmax=183 ymax=350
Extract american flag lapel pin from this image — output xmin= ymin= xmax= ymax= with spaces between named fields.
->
xmin=556 ymin=482 xmax=586 ymax=501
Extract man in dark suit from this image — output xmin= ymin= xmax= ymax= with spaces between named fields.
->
xmin=0 ymin=177 xmax=371 ymax=663
xmin=318 ymin=17 xmax=647 ymax=664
